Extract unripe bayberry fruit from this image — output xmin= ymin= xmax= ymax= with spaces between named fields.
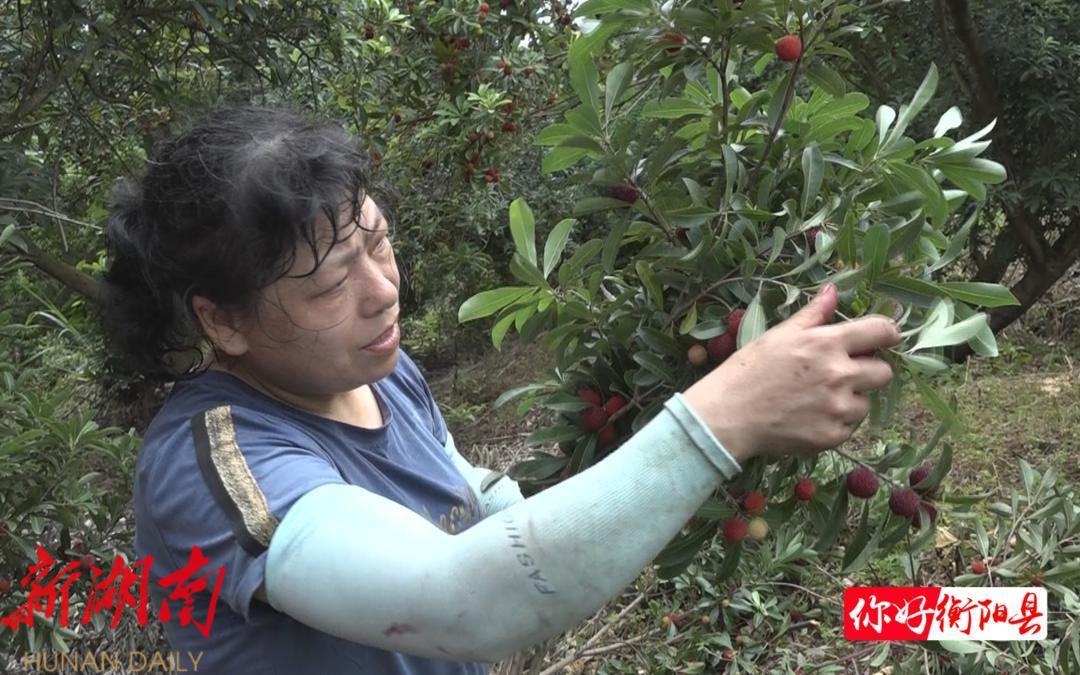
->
xmin=775 ymin=34 xmax=802 ymax=62
xmin=606 ymin=183 xmax=640 ymax=203
xmin=971 ymin=559 xmax=987 ymax=575
xmin=846 ymin=467 xmax=879 ymax=499
xmin=909 ymin=464 xmax=933 ymax=492
xmin=603 ymin=393 xmax=628 ymax=416
xmin=722 ymin=516 xmax=749 ymax=544
xmin=687 ymin=344 xmax=708 ymax=367
xmin=748 ymin=517 xmax=769 ymax=540
xmin=578 ymin=387 xmax=603 ymax=407
xmin=742 ymin=491 xmax=766 ymax=515
xmin=706 ymin=333 xmax=736 ymax=362
xmin=794 ymin=477 xmax=816 ymax=501
xmin=888 ymin=488 xmax=921 ymax=518
xmin=582 ymin=406 xmax=608 ymax=432
xmin=727 ymin=309 xmax=745 ymax=336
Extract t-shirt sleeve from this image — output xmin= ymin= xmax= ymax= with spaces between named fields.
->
xmin=142 ymin=403 xmax=346 ymax=624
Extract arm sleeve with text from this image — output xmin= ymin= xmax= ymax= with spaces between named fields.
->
xmin=140 ymin=403 xmax=346 ymax=623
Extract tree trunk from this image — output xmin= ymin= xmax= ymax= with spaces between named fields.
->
xmin=951 ymin=226 xmax=1080 ymax=361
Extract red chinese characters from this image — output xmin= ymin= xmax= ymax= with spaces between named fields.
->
xmin=845 ymin=587 xmax=1047 ymax=641
xmin=0 ymin=545 xmax=225 ymax=639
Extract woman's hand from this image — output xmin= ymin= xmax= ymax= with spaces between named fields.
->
xmin=682 ymin=284 xmax=901 ymax=464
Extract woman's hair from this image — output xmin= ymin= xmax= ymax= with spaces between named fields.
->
xmin=98 ymin=105 xmax=375 ymax=383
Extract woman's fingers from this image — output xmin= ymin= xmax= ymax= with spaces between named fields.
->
xmin=849 ymin=356 xmax=896 ymax=394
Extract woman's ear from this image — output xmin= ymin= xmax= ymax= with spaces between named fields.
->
xmin=191 ymin=294 xmax=250 ymax=358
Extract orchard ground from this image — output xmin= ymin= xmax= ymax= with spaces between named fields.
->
xmin=418 ymin=312 xmax=1080 ymax=673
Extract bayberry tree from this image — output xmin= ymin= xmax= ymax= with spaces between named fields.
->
xmin=459 ymin=0 xmax=1026 ymax=656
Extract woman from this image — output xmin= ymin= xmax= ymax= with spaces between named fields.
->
xmin=99 ymin=106 xmax=900 ymax=674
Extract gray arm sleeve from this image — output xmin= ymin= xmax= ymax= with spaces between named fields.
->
xmin=263 ymin=392 xmax=742 ymax=663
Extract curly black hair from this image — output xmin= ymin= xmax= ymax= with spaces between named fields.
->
xmin=98 ymin=105 xmax=383 ymax=383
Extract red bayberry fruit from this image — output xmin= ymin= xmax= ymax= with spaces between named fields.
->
xmin=479 ymin=2 xmax=490 ymax=12
xmin=742 ymin=491 xmax=766 ymax=515
xmin=888 ymin=488 xmax=921 ymax=518
xmin=579 ymin=387 xmax=603 ymax=406
xmin=603 ymin=393 xmax=628 ymax=416
xmin=441 ymin=62 xmax=457 ymax=79
xmin=500 ymin=0 xmax=512 ymax=6
xmin=794 ymin=477 xmax=816 ymax=501
xmin=706 ymin=333 xmax=736 ymax=362
xmin=805 ymin=227 xmax=822 ymax=253
xmin=722 ymin=517 xmax=749 ymax=544
xmin=523 ymin=66 xmax=535 ymax=77
xmin=606 ymin=183 xmax=640 ymax=203
xmin=661 ymin=32 xmax=687 ymax=53
xmin=582 ymin=406 xmax=609 ymax=432
xmin=0 ymin=578 xmax=11 ymax=593
xmin=502 ymin=121 xmax=516 ymax=133
xmin=598 ymin=424 xmax=618 ymax=448
xmin=483 ymin=169 xmax=500 ymax=183
xmin=727 ymin=309 xmax=746 ymax=336
xmin=846 ymin=467 xmax=879 ymax=499
xmin=971 ymin=559 xmax=987 ymax=575
xmin=79 ymin=553 xmax=96 ymax=568
xmin=909 ymin=464 xmax=934 ymax=492
xmin=775 ymin=34 xmax=802 ymax=62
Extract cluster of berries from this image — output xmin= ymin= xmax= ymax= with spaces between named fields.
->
xmin=577 ymin=387 xmax=629 ymax=449
xmin=688 ymin=309 xmax=745 ymax=367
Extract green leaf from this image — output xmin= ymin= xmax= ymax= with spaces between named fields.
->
xmin=679 ymin=303 xmax=698 ymax=335
xmin=933 ymin=106 xmax=963 ymax=138
xmin=633 ymin=351 xmax=672 ymax=382
xmin=635 ymin=260 xmax=664 ymax=311
xmin=801 ymin=145 xmax=824 ymax=216
xmin=929 ymin=209 xmax=978 ymax=273
xmin=937 ymin=640 xmax=985 ymax=655
xmin=912 ymin=313 xmax=988 ymax=351
xmin=738 ymin=291 xmax=767 ymax=348
xmin=876 ymin=105 xmax=896 ymax=149
xmin=492 ymin=310 xmax=519 ymax=349
xmin=573 ymin=197 xmax=634 ymax=216
xmin=510 ymin=252 xmax=549 ymax=287
xmin=494 ymin=383 xmax=551 ymax=409
xmin=535 ymin=124 xmax=579 ymax=146
xmin=936 ymin=281 xmax=1020 ymax=307
xmin=508 ymin=452 xmax=567 ymax=481
xmin=913 ymin=374 xmax=961 ymax=432
xmin=605 ymin=62 xmax=633 ymax=121
xmin=458 ymin=287 xmax=537 ymax=323
xmin=641 ymin=98 xmax=708 ymax=119
xmin=804 ymin=62 xmax=847 ymax=98
xmin=569 ymin=40 xmax=601 ymax=115
xmin=542 ymin=146 xmax=590 ymax=173
xmin=543 ymin=218 xmax=576 ymax=279
xmin=863 ymin=222 xmax=890 ymax=281
xmin=557 ymin=239 xmax=604 ymax=286
xmin=842 ymin=509 xmax=881 ymax=574
xmin=883 ymin=64 xmax=938 ymax=151
xmin=815 ymin=486 xmax=849 ymax=551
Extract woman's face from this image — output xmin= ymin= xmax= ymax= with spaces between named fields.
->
xmin=199 ymin=194 xmax=401 ymax=399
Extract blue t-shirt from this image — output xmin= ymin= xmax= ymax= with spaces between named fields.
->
xmin=132 ymin=349 xmax=490 ymax=674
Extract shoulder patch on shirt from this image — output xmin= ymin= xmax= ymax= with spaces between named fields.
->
xmin=191 ymin=406 xmax=279 ymax=558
